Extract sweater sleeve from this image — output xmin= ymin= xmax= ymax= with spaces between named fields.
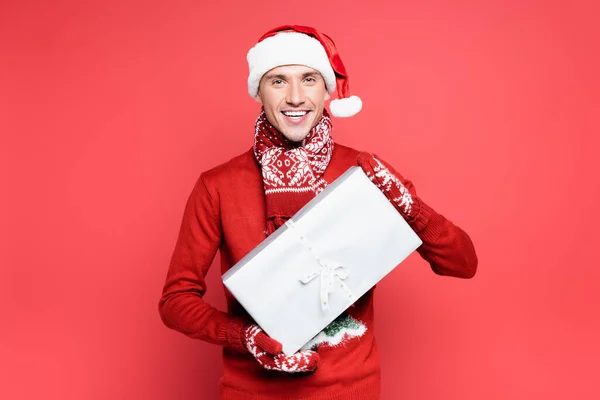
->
xmin=158 ymin=174 xmax=247 ymax=350
xmin=376 ymin=157 xmax=478 ymax=279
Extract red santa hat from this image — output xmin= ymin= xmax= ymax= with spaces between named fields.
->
xmin=246 ymin=25 xmax=362 ymax=118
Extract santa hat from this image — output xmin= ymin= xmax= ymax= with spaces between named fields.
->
xmin=247 ymin=25 xmax=362 ymax=118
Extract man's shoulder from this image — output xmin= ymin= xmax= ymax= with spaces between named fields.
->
xmin=333 ymin=143 xmax=397 ymax=164
xmin=200 ymin=148 xmax=259 ymax=186
xmin=331 ymin=142 xmax=369 ymax=168
xmin=333 ymin=142 xmax=361 ymax=159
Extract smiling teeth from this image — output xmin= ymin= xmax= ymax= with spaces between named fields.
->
xmin=283 ymin=111 xmax=308 ymax=117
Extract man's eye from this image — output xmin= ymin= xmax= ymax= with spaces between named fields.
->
xmin=305 ymin=77 xmax=316 ymax=82
xmin=272 ymin=79 xmax=284 ymax=85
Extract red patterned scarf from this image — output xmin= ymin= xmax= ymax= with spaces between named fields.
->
xmin=253 ymin=108 xmax=334 ymax=235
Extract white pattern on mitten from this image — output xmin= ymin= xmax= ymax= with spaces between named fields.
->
xmin=243 ymin=325 xmax=319 ymax=373
xmin=371 ymin=156 xmax=413 ymax=216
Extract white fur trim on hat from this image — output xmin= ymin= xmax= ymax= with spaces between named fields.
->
xmin=330 ymin=95 xmax=362 ymax=118
xmin=247 ymin=32 xmax=337 ymax=98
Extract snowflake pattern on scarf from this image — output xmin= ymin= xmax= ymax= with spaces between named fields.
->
xmin=253 ymin=110 xmax=334 ymax=197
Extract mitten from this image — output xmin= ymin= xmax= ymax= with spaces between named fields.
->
xmin=357 ymin=152 xmax=416 ymax=216
xmin=242 ymin=324 xmax=319 ymax=373
xmin=357 ymin=151 xmax=436 ymax=234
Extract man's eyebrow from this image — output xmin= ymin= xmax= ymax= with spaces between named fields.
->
xmin=263 ymin=72 xmax=321 ymax=81
xmin=263 ymin=73 xmax=287 ymax=81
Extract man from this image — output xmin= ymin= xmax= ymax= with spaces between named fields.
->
xmin=159 ymin=25 xmax=477 ymax=400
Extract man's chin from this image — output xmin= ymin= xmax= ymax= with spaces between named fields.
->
xmin=280 ymin=127 xmax=311 ymax=143
xmin=283 ymin=134 xmax=309 ymax=143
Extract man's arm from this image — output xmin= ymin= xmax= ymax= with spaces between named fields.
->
xmin=357 ymin=152 xmax=478 ymax=279
xmin=158 ymin=173 xmax=321 ymax=372
xmin=158 ymin=174 xmax=247 ymax=350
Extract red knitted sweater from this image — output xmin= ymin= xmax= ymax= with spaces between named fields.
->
xmin=158 ymin=144 xmax=477 ymax=400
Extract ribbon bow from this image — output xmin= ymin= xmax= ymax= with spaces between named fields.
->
xmin=285 ymin=220 xmax=356 ymax=313
xmin=300 ymin=262 xmax=353 ymax=313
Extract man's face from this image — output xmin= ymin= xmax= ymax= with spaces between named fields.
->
xmin=255 ymin=64 xmax=331 ymax=143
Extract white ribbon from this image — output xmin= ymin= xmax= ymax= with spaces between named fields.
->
xmin=285 ymin=220 xmax=356 ymax=313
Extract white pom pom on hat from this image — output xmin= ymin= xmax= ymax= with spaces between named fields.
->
xmin=246 ymin=24 xmax=362 ymax=118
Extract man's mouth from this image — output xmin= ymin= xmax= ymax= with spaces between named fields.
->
xmin=282 ymin=110 xmax=309 ymax=118
xmin=281 ymin=110 xmax=310 ymax=125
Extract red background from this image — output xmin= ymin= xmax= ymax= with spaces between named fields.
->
xmin=1 ymin=0 xmax=598 ymax=399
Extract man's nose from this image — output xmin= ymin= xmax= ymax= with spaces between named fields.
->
xmin=286 ymin=80 xmax=305 ymax=106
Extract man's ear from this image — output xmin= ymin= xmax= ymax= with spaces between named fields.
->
xmin=255 ymin=91 xmax=263 ymax=104
xmin=324 ymin=91 xmax=331 ymax=101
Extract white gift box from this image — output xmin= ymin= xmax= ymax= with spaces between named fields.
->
xmin=222 ymin=166 xmax=423 ymax=355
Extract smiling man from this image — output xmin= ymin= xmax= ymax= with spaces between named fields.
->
xmin=256 ymin=66 xmax=330 ymax=142
xmin=159 ymin=25 xmax=478 ymax=400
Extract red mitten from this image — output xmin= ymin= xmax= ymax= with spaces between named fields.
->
xmin=357 ymin=152 xmax=417 ymax=218
xmin=242 ymin=325 xmax=319 ymax=373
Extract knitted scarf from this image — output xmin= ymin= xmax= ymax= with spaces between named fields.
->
xmin=253 ymin=108 xmax=334 ymax=235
